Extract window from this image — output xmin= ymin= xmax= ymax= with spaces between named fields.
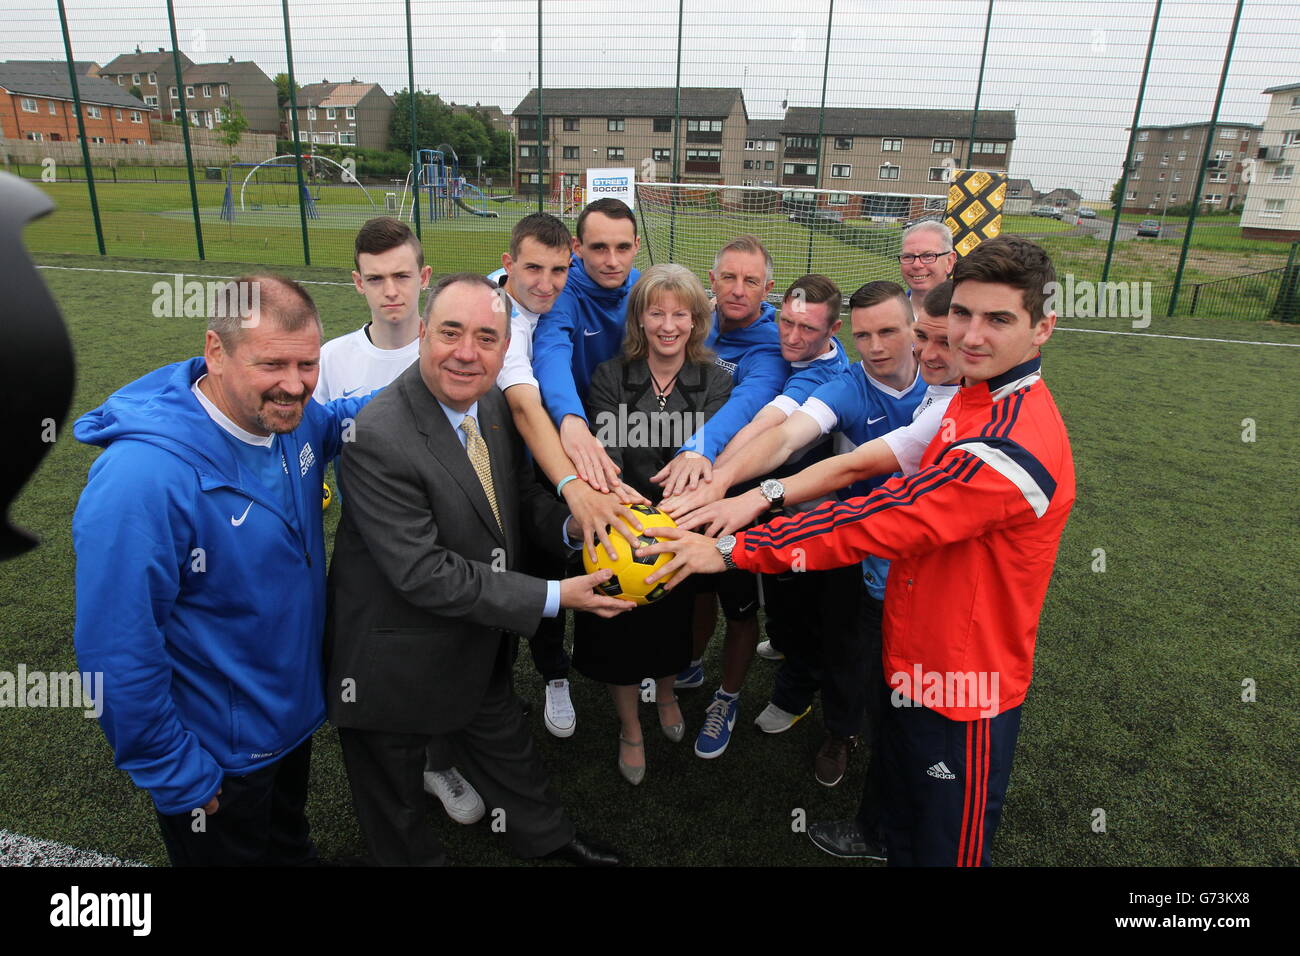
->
xmin=687 ymin=119 xmax=723 ymax=132
xmin=345 ymin=107 xmax=355 ymax=120
xmin=169 ymin=86 xmax=178 ymax=98
xmin=49 ymin=100 xmax=58 ymax=115
xmin=25 ymin=131 xmax=43 ymax=142
xmin=213 ymin=108 xmax=223 ymax=124
xmin=928 ymin=166 xmax=950 ymax=183
xmin=1271 ymin=164 xmax=1294 ymax=182
xmin=563 ymin=117 xmax=579 ymax=131
xmin=1283 ymin=131 xmax=1299 ymax=147
xmin=608 ymin=118 xmax=625 ymax=132
xmin=783 ymin=162 xmax=816 ymax=176
xmin=1291 ymin=95 xmax=1300 ymax=111
xmin=20 ymin=98 xmax=37 ymax=113
xmin=185 ymin=86 xmax=194 ymax=98
xmin=831 ymin=164 xmax=851 ymax=178
xmin=202 ymin=85 xmax=212 ymax=97
xmin=1169 ymin=193 xmax=1178 ymax=202
xmin=130 ymin=110 xmax=142 ymax=123
xmin=766 ymin=140 xmax=776 ymax=151
xmin=828 ymin=192 xmax=849 ymax=205
xmin=1132 ymin=171 xmax=1141 ymax=179
xmin=518 ymin=117 xmax=540 ymax=135
xmin=308 ymin=108 xmax=316 ymax=120
xmin=834 ymin=136 xmax=853 ymax=150
xmin=653 ymin=117 xmax=672 ymax=133
xmin=686 ymin=149 xmax=721 ymax=161
xmin=135 ymin=139 xmax=145 ymax=145
xmin=148 ymin=72 xmax=157 ymax=84
xmin=932 ymin=139 xmax=953 ymax=154
xmin=339 ymin=132 xmax=356 ymax=145
xmin=742 ymin=180 xmax=756 ymax=187
xmin=608 ymin=147 xmax=625 ymax=160
xmin=1177 ymin=150 xmax=1186 ymax=161
xmin=86 ymin=105 xmax=102 ymax=119
xmin=1182 ymin=129 xmax=1191 ymax=139
xmin=745 ymin=139 xmax=756 ymax=150
xmin=972 ymin=141 xmax=1007 ymax=155
xmin=218 ymin=84 xmax=228 ymax=97
xmin=144 ymin=96 xmax=158 ymax=107
xmin=653 ymin=148 xmax=670 ymax=162
xmin=1202 ymin=193 xmax=1222 ymax=203
xmin=1138 ymin=131 xmax=1149 ymax=141
xmin=90 ymin=136 xmax=105 ymax=144
xmin=115 ymin=109 xmax=123 ymax=121
xmin=1164 ymin=130 xmax=1174 ymax=140
xmin=1158 ymin=172 xmax=1166 ymax=181
xmin=881 ymin=137 xmax=902 ymax=151
xmin=189 ymin=111 xmax=200 ymax=125
xmin=132 ymin=73 xmax=140 ymax=84
xmin=743 ymin=159 xmax=755 ymax=170
xmin=519 ymin=145 xmax=541 ymax=158
xmin=116 ymin=75 xmax=124 ymax=85
xmin=1241 ymin=129 xmax=1251 ymax=140
xmin=1125 ymin=190 xmax=1137 ymax=201
xmin=787 ymin=135 xmax=818 ymax=150
xmin=563 ymin=146 xmax=579 ymax=160
xmin=312 ymin=132 xmax=335 ymax=144
xmin=764 ymin=160 xmax=774 ymax=170
xmin=1220 ymin=128 xmax=1236 ymax=139
xmin=1173 ymin=172 xmax=1181 ymax=182
xmin=879 ymin=164 xmax=900 ymax=180
xmin=1134 ymin=151 xmax=1144 ymax=162
xmin=1262 ymin=199 xmax=1285 ymax=217
xmin=326 ymin=108 xmax=336 ymax=120
xmin=1160 ymin=153 xmax=1169 ymax=166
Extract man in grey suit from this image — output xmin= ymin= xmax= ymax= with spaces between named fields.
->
xmin=326 ymin=273 xmax=631 ymax=866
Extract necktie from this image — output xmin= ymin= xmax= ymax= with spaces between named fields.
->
xmin=459 ymin=414 xmax=503 ymax=533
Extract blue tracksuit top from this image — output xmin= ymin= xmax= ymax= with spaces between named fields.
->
xmin=681 ymin=302 xmax=790 ymax=461
xmin=72 ymin=357 xmax=372 ymax=814
xmin=532 ymin=253 xmax=640 ymax=426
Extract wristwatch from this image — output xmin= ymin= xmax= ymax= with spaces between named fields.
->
xmin=759 ymin=478 xmax=786 ymax=512
xmin=715 ymin=534 xmax=738 ymax=571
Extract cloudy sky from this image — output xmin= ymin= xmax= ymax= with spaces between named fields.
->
xmin=8 ymin=0 xmax=1298 ymax=199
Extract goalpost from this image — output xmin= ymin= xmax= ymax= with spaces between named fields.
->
xmin=633 ymin=181 xmax=949 ymax=296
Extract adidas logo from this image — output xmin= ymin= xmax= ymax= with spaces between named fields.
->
xmin=926 ymin=761 xmax=956 ymax=780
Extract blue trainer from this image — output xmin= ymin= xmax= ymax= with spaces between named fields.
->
xmin=694 ymin=691 xmax=739 ymax=759
xmin=674 ymin=662 xmax=704 ymax=689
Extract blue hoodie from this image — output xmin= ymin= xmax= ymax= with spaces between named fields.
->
xmin=72 ymin=357 xmax=371 ymax=814
xmin=680 ymin=302 xmax=790 ymax=461
xmin=532 ymin=253 xmax=640 ymax=426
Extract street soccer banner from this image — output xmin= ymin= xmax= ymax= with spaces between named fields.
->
xmin=585 ymin=167 xmax=636 ymax=210
xmin=946 ymin=169 xmax=1007 ymax=258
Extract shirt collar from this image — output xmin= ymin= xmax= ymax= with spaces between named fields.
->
xmin=192 ymin=375 xmax=275 ymax=447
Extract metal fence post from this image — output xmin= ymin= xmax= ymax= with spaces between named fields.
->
xmin=280 ymin=0 xmax=311 ymax=266
xmin=55 ymin=0 xmax=105 ymax=255
xmin=669 ymin=0 xmax=683 ymax=262
xmin=537 ymin=0 xmax=544 ymax=213
xmin=807 ymin=0 xmax=834 ymax=275
xmin=166 ymin=0 xmax=205 ymax=260
xmin=965 ymin=0 xmax=994 ymax=167
xmin=1103 ymin=0 xmax=1162 ymax=284
xmin=405 ymin=0 xmax=420 ymax=238
xmin=1168 ymin=0 xmax=1244 ymax=317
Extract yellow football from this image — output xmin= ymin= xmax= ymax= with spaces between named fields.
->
xmin=322 ymin=481 xmax=333 ymax=511
xmin=581 ymin=504 xmax=677 ymax=606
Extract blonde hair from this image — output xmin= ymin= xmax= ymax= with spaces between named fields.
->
xmin=622 ymin=264 xmax=713 ymax=364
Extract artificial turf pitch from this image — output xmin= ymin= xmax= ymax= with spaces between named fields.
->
xmin=0 ymin=253 xmax=1296 ymax=867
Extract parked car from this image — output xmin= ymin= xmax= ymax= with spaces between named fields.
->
xmin=1032 ymin=206 xmax=1061 ymax=218
xmin=1136 ymin=219 xmax=1161 ymax=237
xmin=1077 ymin=207 xmax=1097 ymax=219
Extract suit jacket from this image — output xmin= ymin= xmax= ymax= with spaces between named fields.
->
xmin=325 ymin=362 xmax=569 ymax=736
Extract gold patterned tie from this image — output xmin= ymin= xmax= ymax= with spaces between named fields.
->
xmin=460 ymin=414 xmax=503 ymax=533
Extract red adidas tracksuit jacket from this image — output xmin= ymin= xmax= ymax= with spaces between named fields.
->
xmin=735 ymin=356 xmax=1075 ymax=721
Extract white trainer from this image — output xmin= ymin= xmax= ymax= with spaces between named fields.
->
xmin=544 ymin=679 xmax=577 ymax=737
xmin=423 ymin=767 xmax=485 ymax=825
xmin=754 ymin=701 xmax=811 ymax=735
xmin=756 ymin=640 xmax=785 ymax=661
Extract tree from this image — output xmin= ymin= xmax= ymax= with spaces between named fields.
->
xmin=217 ymin=100 xmax=249 ymax=163
xmin=1109 ymin=179 xmax=1124 ymax=209
xmin=274 ymin=72 xmax=300 ymax=108
xmin=128 ymin=85 xmax=143 ymax=101
xmin=388 ymin=89 xmax=452 ymax=154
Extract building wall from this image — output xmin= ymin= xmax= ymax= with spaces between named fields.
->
xmin=1240 ymin=91 xmax=1300 ymax=236
xmin=0 ymin=92 xmax=152 ymax=144
xmin=1128 ymin=124 xmax=1256 ymax=212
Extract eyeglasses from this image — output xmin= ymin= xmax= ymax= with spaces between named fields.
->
xmin=897 ymin=252 xmax=948 ymax=265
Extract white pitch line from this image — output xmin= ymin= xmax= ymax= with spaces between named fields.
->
xmin=0 ymin=828 xmax=146 ymax=867
xmin=1054 ymin=326 xmax=1300 ymax=348
xmin=34 ymin=264 xmax=1300 ymax=348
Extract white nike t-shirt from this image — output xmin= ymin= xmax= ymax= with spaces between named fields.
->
xmin=880 ymin=383 xmax=960 ymax=475
xmin=314 ymin=324 xmax=419 ymax=404
xmin=487 ymin=268 xmax=543 ymax=393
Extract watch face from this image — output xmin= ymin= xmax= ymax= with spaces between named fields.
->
xmin=761 ymin=479 xmax=783 ymax=500
xmin=717 ymin=534 xmax=736 ymax=553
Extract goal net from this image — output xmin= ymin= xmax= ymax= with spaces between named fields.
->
xmin=633 ymin=182 xmax=948 ymax=297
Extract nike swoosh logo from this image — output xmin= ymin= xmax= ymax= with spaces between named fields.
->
xmin=867 ymin=415 xmax=886 ymax=425
xmin=231 ymin=502 xmax=253 ymax=526
xmin=341 ymin=386 xmax=363 ymax=397
xmin=583 ymin=329 xmax=601 ymax=337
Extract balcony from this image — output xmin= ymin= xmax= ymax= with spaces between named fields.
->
xmin=782 ymin=173 xmax=818 ymax=186
xmin=784 ymin=145 xmax=818 ymax=159
xmin=684 ymin=160 xmax=722 ymax=175
xmin=516 ymin=123 xmax=548 ymax=142
xmin=685 ymin=130 xmax=723 ymax=144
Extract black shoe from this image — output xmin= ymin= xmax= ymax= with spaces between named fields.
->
xmin=807 ymin=819 xmax=887 ymax=861
xmin=545 ymin=834 xmax=622 ymax=867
